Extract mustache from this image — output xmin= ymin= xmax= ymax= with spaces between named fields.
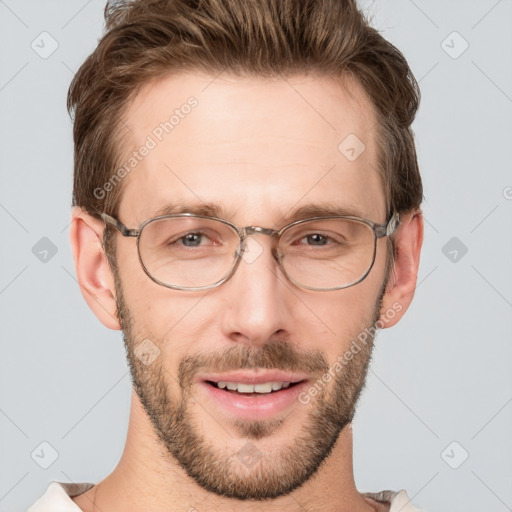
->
xmin=178 ymin=339 xmax=330 ymax=388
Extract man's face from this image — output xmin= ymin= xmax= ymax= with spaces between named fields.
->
xmin=113 ymin=73 xmax=389 ymax=499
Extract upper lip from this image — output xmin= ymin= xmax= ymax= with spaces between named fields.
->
xmin=198 ymin=370 xmax=309 ymax=385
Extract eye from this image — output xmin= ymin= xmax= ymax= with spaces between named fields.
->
xmin=178 ymin=232 xmax=207 ymax=247
xmin=295 ymin=230 xmax=347 ymax=247
xmin=171 ymin=231 xmax=220 ymax=248
xmin=300 ymin=233 xmax=331 ymax=246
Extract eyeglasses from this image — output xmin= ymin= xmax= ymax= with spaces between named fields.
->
xmin=101 ymin=211 xmax=399 ymax=292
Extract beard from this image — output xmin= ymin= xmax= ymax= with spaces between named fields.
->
xmin=114 ymin=273 xmax=387 ymax=501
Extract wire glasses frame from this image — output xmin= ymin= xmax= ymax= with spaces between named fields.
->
xmin=101 ymin=211 xmax=400 ymax=292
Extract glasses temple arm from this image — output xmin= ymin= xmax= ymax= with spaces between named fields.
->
xmin=100 ymin=213 xmax=139 ymax=237
xmin=375 ymin=212 xmax=400 ymax=238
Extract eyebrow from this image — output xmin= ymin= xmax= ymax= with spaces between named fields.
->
xmin=149 ymin=201 xmax=367 ymax=227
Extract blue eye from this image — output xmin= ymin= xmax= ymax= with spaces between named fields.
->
xmin=302 ymin=234 xmax=329 ymax=246
xmin=179 ymin=233 xmax=205 ymax=247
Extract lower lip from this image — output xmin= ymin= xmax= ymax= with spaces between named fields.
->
xmin=199 ymin=381 xmax=309 ymax=421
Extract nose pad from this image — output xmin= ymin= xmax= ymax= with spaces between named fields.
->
xmin=233 ymin=229 xmax=284 ymax=280
xmin=234 ymin=236 xmax=282 ymax=268
xmin=238 ymin=236 xmax=265 ymax=265
xmin=272 ymin=246 xmax=283 ymax=262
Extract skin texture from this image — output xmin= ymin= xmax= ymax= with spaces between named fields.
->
xmin=69 ymin=72 xmax=423 ymax=512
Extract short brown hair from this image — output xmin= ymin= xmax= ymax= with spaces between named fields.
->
xmin=68 ymin=0 xmax=422 ymax=272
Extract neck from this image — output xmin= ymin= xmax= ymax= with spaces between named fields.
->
xmin=74 ymin=391 xmax=378 ymax=512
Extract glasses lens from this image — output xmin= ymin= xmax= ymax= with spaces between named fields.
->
xmin=139 ymin=217 xmax=240 ymax=288
xmin=279 ymin=218 xmax=376 ymax=289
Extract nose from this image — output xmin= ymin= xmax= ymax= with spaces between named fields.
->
xmin=219 ymin=235 xmax=294 ymax=347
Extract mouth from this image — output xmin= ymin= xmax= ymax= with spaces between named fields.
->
xmin=196 ymin=371 xmax=309 ymax=421
xmin=206 ymin=379 xmax=302 ymax=394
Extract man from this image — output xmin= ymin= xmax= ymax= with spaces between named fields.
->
xmin=28 ymin=0 xmax=424 ymax=510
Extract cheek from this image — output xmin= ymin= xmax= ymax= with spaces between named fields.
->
xmin=120 ymin=277 xmax=213 ymax=359
xmin=114 ymin=240 xmax=179 ymax=328
xmin=296 ymin=277 xmax=383 ymax=355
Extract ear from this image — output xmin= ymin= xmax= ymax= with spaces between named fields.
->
xmin=69 ymin=206 xmax=121 ymax=330
xmin=378 ymin=210 xmax=424 ymax=328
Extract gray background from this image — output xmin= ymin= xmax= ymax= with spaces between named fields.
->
xmin=1 ymin=1 xmax=511 ymax=511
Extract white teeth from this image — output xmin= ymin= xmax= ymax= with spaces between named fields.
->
xmin=215 ymin=381 xmax=293 ymax=393
xmin=237 ymin=383 xmax=255 ymax=393
xmin=254 ymin=383 xmax=273 ymax=393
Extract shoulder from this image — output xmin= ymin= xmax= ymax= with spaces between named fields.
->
xmin=363 ymin=489 xmax=426 ymax=512
xmin=27 ymin=481 xmax=94 ymax=512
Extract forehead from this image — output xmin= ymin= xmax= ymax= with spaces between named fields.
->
xmin=117 ymin=72 xmax=385 ymax=225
